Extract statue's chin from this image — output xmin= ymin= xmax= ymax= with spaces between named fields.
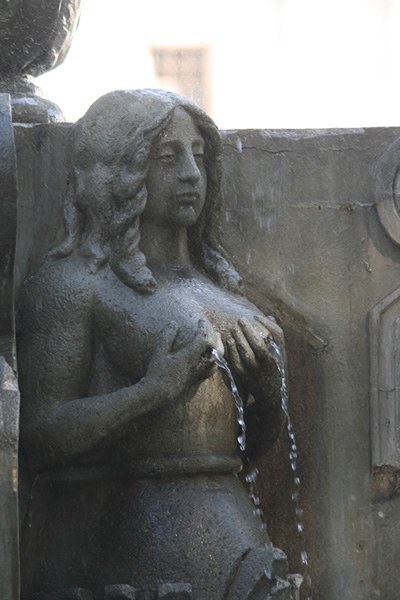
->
xmin=168 ymin=205 xmax=201 ymax=228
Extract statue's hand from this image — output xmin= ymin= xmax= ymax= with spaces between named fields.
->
xmin=143 ymin=319 xmax=217 ymax=405
xmin=226 ymin=315 xmax=286 ymax=457
xmin=226 ymin=315 xmax=284 ymax=399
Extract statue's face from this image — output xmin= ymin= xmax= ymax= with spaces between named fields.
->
xmin=144 ymin=107 xmax=207 ymax=229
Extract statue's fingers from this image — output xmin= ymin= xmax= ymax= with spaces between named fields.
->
xmin=231 ymin=324 xmax=258 ymax=371
xmin=196 ymin=355 xmax=217 ymax=380
xmin=238 ymin=318 xmax=269 ymax=361
xmin=254 ymin=315 xmax=284 ymax=345
xmin=196 ymin=319 xmax=224 ymax=355
xmin=226 ymin=337 xmax=246 ymax=379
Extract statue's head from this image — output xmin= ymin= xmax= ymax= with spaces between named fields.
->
xmin=57 ymin=89 xmax=242 ymax=295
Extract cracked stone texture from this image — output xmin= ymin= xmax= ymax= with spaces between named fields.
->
xmin=14 ymin=123 xmax=400 ymax=600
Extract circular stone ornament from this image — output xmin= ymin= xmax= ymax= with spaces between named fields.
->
xmin=374 ymin=136 xmax=400 ymax=246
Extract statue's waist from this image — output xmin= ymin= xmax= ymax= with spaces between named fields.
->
xmin=119 ymin=374 xmax=240 ymax=461
xmin=38 ymin=453 xmax=242 ymax=483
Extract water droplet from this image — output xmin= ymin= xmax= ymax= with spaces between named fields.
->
xmin=265 ymin=339 xmax=311 ymax=589
xmin=250 ymin=494 xmax=261 ymax=506
xmin=301 ymin=551 xmax=309 ymax=566
xmin=245 ymin=468 xmax=259 ymax=484
xmin=211 ymin=348 xmax=246 ymax=451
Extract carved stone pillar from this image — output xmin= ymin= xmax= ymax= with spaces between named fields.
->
xmin=0 ymin=93 xmax=20 ymax=599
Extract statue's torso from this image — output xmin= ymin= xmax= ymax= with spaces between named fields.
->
xmin=21 ymin=260 xmax=278 ymax=599
xmin=90 ymin=266 xmax=262 ymax=474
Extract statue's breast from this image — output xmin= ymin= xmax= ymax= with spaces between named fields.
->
xmin=93 ymin=271 xmax=210 ymax=384
xmin=93 ymin=269 xmax=262 ymax=386
xmin=91 ymin=271 xmax=246 ymax=472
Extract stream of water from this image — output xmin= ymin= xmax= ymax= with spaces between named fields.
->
xmin=265 ymin=339 xmax=309 ymax=568
xmin=210 ymin=348 xmax=246 ymax=451
xmin=211 ymin=339 xmax=311 ymax=597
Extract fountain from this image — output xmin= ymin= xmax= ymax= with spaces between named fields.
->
xmin=3 ymin=2 xmax=400 ymax=599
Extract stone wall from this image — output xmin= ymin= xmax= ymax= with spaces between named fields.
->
xmin=221 ymin=127 xmax=400 ymax=599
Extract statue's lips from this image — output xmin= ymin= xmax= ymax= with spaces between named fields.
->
xmin=176 ymin=193 xmax=200 ymax=206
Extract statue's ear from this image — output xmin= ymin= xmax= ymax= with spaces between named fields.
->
xmin=112 ymin=165 xmax=137 ymax=203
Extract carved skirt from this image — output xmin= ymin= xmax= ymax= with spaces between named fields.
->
xmin=21 ymin=471 xmax=287 ymax=599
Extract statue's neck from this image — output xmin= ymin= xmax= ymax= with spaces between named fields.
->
xmin=139 ymin=220 xmax=192 ymax=269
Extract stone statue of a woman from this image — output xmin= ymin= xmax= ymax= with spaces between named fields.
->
xmin=18 ymin=90 xmax=290 ymax=599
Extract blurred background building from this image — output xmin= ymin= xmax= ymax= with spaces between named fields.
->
xmin=38 ymin=0 xmax=400 ymax=128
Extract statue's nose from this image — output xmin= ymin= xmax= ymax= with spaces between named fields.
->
xmin=178 ymin=151 xmax=201 ymax=183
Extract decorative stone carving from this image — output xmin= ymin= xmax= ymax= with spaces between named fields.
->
xmin=370 ymin=286 xmax=400 ymax=470
xmin=374 ymin=136 xmax=400 ymax=246
xmin=0 ymin=0 xmax=82 ymax=123
xmin=18 ymin=90 xmax=292 ymax=599
xmin=371 ymin=138 xmax=400 ymax=499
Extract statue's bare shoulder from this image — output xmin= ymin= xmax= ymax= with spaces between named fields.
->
xmin=19 ymin=256 xmax=94 ymax=330
xmin=18 ymin=256 xmax=96 ymax=422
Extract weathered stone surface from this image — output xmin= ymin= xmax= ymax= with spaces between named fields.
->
xmin=228 ymin=546 xmax=290 ymax=600
xmin=287 ymin=574 xmax=303 ymax=600
xmin=59 ymin=589 xmax=94 ymax=600
xmin=13 ymin=112 xmax=400 ymax=598
xmin=0 ymin=1 xmax=81 ymax=123
xmin=104 ymin=584 xmax=137 ymax=599
xmin=374 ymin=135 xmax=400 ymax=246
xmin=0 ymin=93 xmax=19 ymax=600
xmin=0 ymin=0 xmax=82 ymax=78
xmin=370 ymin=286 xmax=400 ymax=468
xmin=158 ymin=583 xmax=192 ymax=599
xmin=0 ymin=357 xmax=20 ymax=600
xmin=0 ymin=94 xmax=18 ymax=367
xmin=220 ymin=126 xmax=400 ymax=600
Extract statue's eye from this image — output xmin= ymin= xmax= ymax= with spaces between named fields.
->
xmin=194 ymin=152 xmax=204 ymax=165
xmin=157 ymin=151 xmax=176 ymax=164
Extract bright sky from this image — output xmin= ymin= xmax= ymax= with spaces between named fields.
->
xmin=38 ymin=0 xmax=400 ymax=129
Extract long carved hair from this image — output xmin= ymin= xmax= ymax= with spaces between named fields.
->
xmin=51 ymin=89 xmax=243 ymax=295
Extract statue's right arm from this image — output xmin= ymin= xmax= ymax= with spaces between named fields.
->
xmin=17 ymin=267 xmax=213 ymax=469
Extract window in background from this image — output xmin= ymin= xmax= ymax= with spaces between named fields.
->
xmin=151 ymin=47 xmax=211 ymax=113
